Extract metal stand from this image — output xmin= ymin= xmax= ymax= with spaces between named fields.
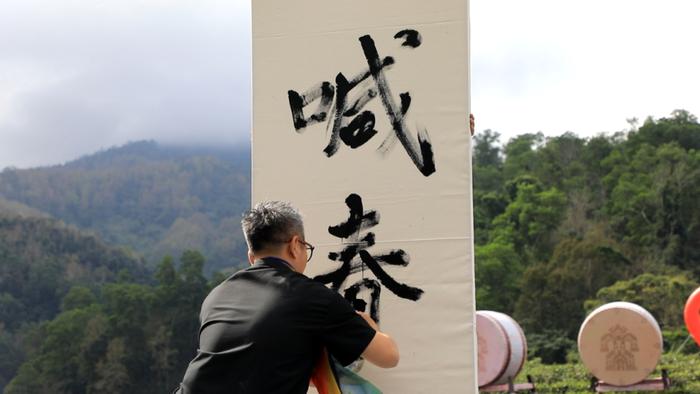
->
xmin=480 ymin=375 xmax=537 ymax=393
xmin=590 ymin=369 xmax=670 ymax=392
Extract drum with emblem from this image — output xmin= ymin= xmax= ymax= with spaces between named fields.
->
xmin=578 ymin=301 xmax=663 ymax=386
xmin=476 ymin=311 xmax=527 ymax=387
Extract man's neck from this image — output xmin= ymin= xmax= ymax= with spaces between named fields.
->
xmin=256 ymin=255 xmax=299 ymax=272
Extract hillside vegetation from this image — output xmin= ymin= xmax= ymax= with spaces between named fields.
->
xmin=0 ymin=141 xmax=251 ymax=275
xmin=0 ymin=214 xmax=148 ymax=389
xmin=1 ymin=110 xmax=699 ymax=392
xmin=2 ymin=249 xmax=217 ymax=393
xmin=473 ymin=110 xmax=700 ymax=363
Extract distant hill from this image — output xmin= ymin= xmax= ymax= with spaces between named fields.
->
xmin=0 ymin=141 xmax=251 ymax=274
xmin=0 ymin=196 xmax=49 ymax=219
xmin=0 ymin=213 xmax=148 ymax=329
xmin=0 ymin=213 xmax=150 ymax=389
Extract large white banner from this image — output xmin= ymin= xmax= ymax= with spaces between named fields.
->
xmin=252 ymin=1 xmax=475 ymax=392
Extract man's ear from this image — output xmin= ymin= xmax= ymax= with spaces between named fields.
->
xmin=288 ymin=235 xmax=301 ymax=260
xmin=248 ymin=250 xmax=255 ymax=265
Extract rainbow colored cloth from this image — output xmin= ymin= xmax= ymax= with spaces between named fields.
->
xmin=310 ymin=348 xmax=382 ymax=394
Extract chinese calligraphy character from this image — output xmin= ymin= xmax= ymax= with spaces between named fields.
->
xmin=288 ymin=30 xmax=436 ymax=177
xmin=314 ymin=193 xmax=424 ymax=324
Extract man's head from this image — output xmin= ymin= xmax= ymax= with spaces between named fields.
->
xmin=241 ymin=201 xmax=312 ymax=272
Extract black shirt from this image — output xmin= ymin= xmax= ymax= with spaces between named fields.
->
xmin=176 ymin=257 xmax=376 ymax=394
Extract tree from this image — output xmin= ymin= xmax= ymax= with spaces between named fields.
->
xmin=0 ymin=292 xmax=25 ymax=331
xmin=515 ymin=237 xmax=633 ymax=338
xmin=4 ymin=360 xmax=46 ymax=394
xmin=604 ymin=142 xmax=700 ymax=272
xmin=89 ymin=338 xmax=131 ymax=394
xmin=147 ymin=326 xmax=178 ymax=391
xmin=627 ymin=110 xmax=700 ymax=152
xmin=0 ymin=326 xmax=24 ymax=390
xmin=61 ymin=286 xmax=96 ymax=312
xmin=171 ymin=251 xmax=208 ymax=369
xmin=0 ymin=141 xmax=252 ymax=275
xmin=502 ymin=132 xmax=544 ymax=181
xmin=490 ymin=181 xmax=567 ymax=264
xmin=585 ymin=272 xmax=697 ymax=330
xmin=474 ymin=242 xmax=523 ymax=313
xmin=10 ymin=306 xmax=106 ymax=393
xmin=473 ymin=192 xmax=509 ymax=246
xmin=101 ymin=283 xmax=154 ymax=390
xmin=531 ymin=132 xmax=586 ymax=193
xmin=5 ymin=249 xmax=213 ymax=393
xmin=472 ymin=130 xmax=509 ymax=245
xmin=473 ymin=129 xmax=503 ymax=168
xmin=155 ymin=256 xmax=176 ymax=287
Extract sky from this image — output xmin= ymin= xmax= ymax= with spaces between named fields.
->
xmin=0 ymin=0 xmax=699 ymax=169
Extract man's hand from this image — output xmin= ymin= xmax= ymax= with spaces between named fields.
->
xmin=469 ymin=113 xmax=475 ymax=136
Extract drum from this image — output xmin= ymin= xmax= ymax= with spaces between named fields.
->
xmin=578 ymin=302 xmax=663 ymax=386
xmin=476 ymin=311 xmax=527 ymax=387
xmin=684 ymin=287 xmax=700 ymax=347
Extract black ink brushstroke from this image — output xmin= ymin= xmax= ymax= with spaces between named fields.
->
xmin=374 ymin=250 xmax=410 ymax=266
xmin=287 ymin=81 xmax=335 ymax=131
xmin=324 ymin=57 xmax=394 ymax=157
xmin=340 ymin=110 xmax=378 ymax=149
xmin=328 ymin=193 xmax=379 ymax=239
xmin=417 ymin=126 xmax=436 ymax=175
xmin=359 ymin=34 xmax=436 ymax=176
xmin=327 ymin=193 xmax=363 ymax=238
xmin=316 ymin=194 xmax=424 ymax=305
xmin=286 ymin=33 xmax=435 ymax=176
xmin=314 ymin=257 xmax=351 ymax=291
xmin=399 ymin=92 xmax=411 ymax=115
xmin=394 ymin=29 xmax=422 ymax=48
xmin=359 ymin=250 xmax=424 ymax=301
xmin=344 ymin=279 xmax=382 ymax=323
xmin=323 ymin=73 xmax=349 ymax=156
xmin=346 ymin=249 xmax=409 ymax=276
xmin=287 ymin=91 xmax=307 ymax=129
xmin=286 ymin=32 xmax=434 ymax=176
xmin=315 ymin=247 xmax=417 ymax=298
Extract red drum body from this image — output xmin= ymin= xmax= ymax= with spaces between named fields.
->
xmin=684 ymin=287 xmax=700 ymax=347
xmin=476 ymin=311 xmax=527 ymax=387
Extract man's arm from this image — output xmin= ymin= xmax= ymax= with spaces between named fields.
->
xmin=356 ymin=312 xmax=399 ymax=368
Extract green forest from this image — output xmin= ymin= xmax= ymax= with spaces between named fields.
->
xmin=473 ymin=110 xmax=700 ymax=362
xmin=1 ymin=110 xmax=700 ymax=392
xmin=0 ymin=141 xmax=251 ymax=276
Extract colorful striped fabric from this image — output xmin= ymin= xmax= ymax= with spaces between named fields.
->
xmin=310 ymin=348 xmax=382 ymax=394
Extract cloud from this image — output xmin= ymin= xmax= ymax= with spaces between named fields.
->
xmin=1 ymin=0 xmax=699 ymax=168
xmin=0 ymin=0 xmax=251 ymax=169
xmin=471 ymin=0 xmax=700 ymax=142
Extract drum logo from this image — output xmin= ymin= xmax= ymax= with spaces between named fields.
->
xmin=600 ymin=325 xmax=639 ymax=371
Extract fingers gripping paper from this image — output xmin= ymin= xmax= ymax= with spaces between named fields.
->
xmin=252 ymin=1 xmax=476 ymax=392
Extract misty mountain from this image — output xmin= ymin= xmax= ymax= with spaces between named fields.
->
xmin=0 ymin=141 xmax=251 ymax=275
xmin=0 ymin=213 xmax=148 ymax=329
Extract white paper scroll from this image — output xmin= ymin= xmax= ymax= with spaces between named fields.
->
xmin=252 ymin=1 xmax=475 ymax=392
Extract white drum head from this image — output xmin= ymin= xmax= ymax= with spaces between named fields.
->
xmin=578 ymin=302 xmax=662 ymax=386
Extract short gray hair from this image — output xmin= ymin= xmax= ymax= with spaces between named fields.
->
xmin=241 ymin=201 xmax=305 ymax=253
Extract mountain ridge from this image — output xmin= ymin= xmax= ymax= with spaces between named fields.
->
xmin=0 ymin=140 xmax=252 ymax=274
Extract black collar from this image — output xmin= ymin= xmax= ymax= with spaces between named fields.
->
xmin=253 ymin=256 xmax=296 ymax=272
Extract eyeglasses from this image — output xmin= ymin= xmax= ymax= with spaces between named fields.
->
xmin=278 ymin=237 xmax=315 ymax=262
xmin=299 ymin=240 xmax=315 ymax=262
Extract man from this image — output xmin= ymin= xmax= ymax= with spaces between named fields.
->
xmin=175 ymin=201 xmax=399 ymax=393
